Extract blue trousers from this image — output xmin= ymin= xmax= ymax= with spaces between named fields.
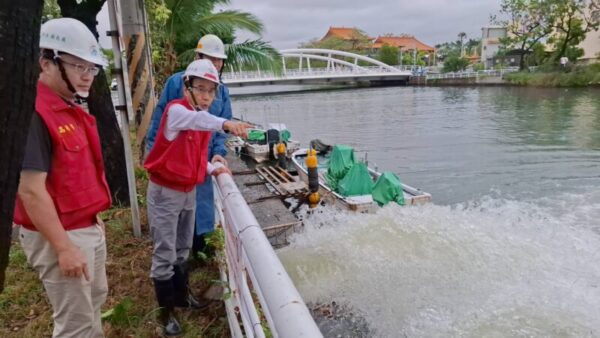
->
xmin=195 ymin=175 xmax=215 ymax=236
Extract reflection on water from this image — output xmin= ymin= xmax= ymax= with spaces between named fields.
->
xmin=232 ymin=86 xmax=600 ymax=204
xmin=231 ymin=86 xmax=600 ymax=337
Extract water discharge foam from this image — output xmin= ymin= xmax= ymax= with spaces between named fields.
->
xmin=278 ymin=190 xmax=600 ymax=337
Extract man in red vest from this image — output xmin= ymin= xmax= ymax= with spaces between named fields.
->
xmin=14 ymin=18 xmax=112 ymax=337
xmin=144 ymin=59 xmax=250 ymax=336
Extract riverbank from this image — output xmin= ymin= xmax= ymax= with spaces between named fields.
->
xmin=505 ymin=63 xmax=600 ymax=87
xmin=0 ymin=209 xmax=229 ymax=337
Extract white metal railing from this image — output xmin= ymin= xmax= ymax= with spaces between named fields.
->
xmin=212 ymin=175 xmax=322 ymax=338
xmin=222 ymin=65 xmax=409 ymax=82
xmin=425 ymin=67 xmax=520 ymax=80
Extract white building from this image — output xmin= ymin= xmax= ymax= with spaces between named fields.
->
xmin=578 ymin=7 xmax=600 ymax=63
xmin=481 ymin=26 xmax=507 ymax=68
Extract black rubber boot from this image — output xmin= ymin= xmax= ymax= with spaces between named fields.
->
xmin=153 ymin=278 xmax=183 ymax=336
xmin=173 ymin=263 xmax=209 ymax=310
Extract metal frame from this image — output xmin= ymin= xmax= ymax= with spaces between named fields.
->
xmin=213 ymin=175 xmax=322 ymax=338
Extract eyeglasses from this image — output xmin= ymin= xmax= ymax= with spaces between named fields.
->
xmin=59 ymin=59 xmax=101 ymax=76
xmin=190 ymin=86 xmax=216 ymax=96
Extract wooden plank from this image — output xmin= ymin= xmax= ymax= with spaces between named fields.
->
xmin=232 ymin=169 xmax=257 ymax=175
xmin=258 ymin=165 xmax=308 ymax=196
xmin=256 ymin=167 xmax=286 ymax=195
xmin=261 ymin=221 xmax=303 ymax=232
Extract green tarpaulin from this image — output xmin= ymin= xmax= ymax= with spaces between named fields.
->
xmin=280 ymin=129 xmax=291 ymax=142
xmin=372 ymin=171 xmax=405 ymax=206
xmin=326 ymin=144 xmax=355 ymax=191
xmin=247 ymin=129 xmax=265 ymax=141
xmin=338 ymin=162 xmax=374 ymax=197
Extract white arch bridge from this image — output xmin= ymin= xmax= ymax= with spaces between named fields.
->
xmin=222 ymin=48 xmax=413 ymax=87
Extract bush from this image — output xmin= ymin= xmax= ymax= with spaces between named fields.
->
xmin=472 ymin=63 xmax=485 ymax=71
xmin=505 ymin=63 xmax=600 ymax=86
xmin=378 ymin=44 xmax=399 ymax=65
xmin=443 ymin=55 xmax=470 ymax=72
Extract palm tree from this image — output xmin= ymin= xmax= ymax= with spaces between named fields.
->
xmin=148 ymin=0 xmax=280 ymax=82
xmin=458 ymin=32 xmax=467 ymax=57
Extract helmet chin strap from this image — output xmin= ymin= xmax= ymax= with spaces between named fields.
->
xmin=53 ymin=51 xmax=88 ymax=100
xmin=185 ymin=84 xmax=201 ymax=111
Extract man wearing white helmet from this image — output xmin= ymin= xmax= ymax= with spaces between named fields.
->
xmin=144 ymin=59 xmax=250 ymax=336
xmin=146 ymin=34 xmax=232 ymax=261
xmin=13 ymin=18 xmax=112 ymax=337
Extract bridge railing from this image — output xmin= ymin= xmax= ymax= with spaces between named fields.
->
xmin=425 ymin=67 xmax=520 ymax=80
xmin=222 ymin=65 xmax=409 ymax=81
xmin=212 ymin=174 xmax=323 ymax=338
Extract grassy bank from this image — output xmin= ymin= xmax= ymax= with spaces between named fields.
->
xmin=0 ymin=173 xmax=229 ymax=337
xmin=505 ymin=63 xmax=600 ymax=87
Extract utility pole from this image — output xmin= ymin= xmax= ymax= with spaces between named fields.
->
xmin=107 ymin=0 xmax=141 ymax=237
xmin=119 ymin=0 xmax=157 ymax=152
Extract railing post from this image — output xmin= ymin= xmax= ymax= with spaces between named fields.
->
xmin=282 ymin=55 xmax=287 ymax=76
xmin=214 ymin=174 xmax=323 ymax=338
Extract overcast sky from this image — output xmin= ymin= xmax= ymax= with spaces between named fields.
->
xmin=221 ymin=0 xmax=502 ymax=49
xmin=98 ymin=0 xmax=502 ymax=50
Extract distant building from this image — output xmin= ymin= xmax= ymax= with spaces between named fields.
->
xmin=578 ymin=7 xmax=600 ymax=63
xmin=371 ymin=35 xmax=435 ymax=53
xmin=319 ymin=26 xmax=374 ymax=50
xmin=371 ymin=35 xmax=436 ymax=65
xmin=481 ymin=26 xmax=507 ymax=68
xmin=320 ymin=26 xmax=372 ymax=41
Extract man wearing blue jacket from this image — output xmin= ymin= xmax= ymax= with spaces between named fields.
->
xmin=146 ymin=34 xmax=231 ymax=258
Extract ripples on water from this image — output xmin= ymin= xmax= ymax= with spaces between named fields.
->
xmin=232 ymin=86 xmax=600 ymax=337
xmin=279 ymin=190 xmax=600 ymax=337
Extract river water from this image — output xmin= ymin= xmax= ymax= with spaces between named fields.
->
xmin=232 ymin=86 xmax=600 ymax=337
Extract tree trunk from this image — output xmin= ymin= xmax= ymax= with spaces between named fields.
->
xmin=58 ymin=0 xmax=130 ymax=205
xmin=0 ymin=0 xmax=43 ymax=293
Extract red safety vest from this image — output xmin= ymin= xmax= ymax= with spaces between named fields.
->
xmin=14 ymin=81 xmax=112 ymax=231
xmin=144 ymin=98 xmax=211 ymax=192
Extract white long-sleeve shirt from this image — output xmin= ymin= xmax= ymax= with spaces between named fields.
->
xmin=164 ymin=103 xmax=226 ymax=174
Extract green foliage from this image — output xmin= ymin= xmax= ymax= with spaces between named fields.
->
xmin=505 ymin=63 xmax=600 ymax=86
xmin=549 ymin=0 xmax=599 ymax=63
xmin=101 ymin=297 xmax=135 ymax=327
xmin=436 ymin=37 xmax=481 ymax=60
xmin=145 ymin=0 xmax=279 ymax=83
xmin=378 ymin=44 xmax=399 ymax=65
xmin=495 ymin=0 xmax=600 ymax=68
xmin=205 ymin=228 xmax=225 ymax=252
xmin=472 ymin=62 xmax=485 ymax=71
xmin=443 ymin=55 xmax=470 ymax=72
xmin=401 ymin=50 xmax=428 ymax=66
xmin=495 ymin=0 xmax=556 ymax=69
xmin=101 ymin=48 xmax=114 ymax=78
xmin=134 ymin=166 xmax=148 ymax=182
xmin=42 ymin=0 xmax=61 ymax=22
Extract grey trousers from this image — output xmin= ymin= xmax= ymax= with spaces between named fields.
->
xmin=147 ymin=181 xmax=196 ymax=280
xmin=19 ymin=225 xmax=107 ymax=338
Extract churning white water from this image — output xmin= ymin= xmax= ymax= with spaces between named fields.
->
xmin=232 ymin=86 xmax=600 ymax=336
xmin=278 ymin=189 xmax=600 ymax=337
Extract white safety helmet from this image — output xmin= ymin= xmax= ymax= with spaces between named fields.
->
xmin=40 ymin=17 xmax=107 ymax=67
xmin=195 ymin=34 xmax=227 ymax=59
xmin=184 ymin=59 xmax=220 ymax=85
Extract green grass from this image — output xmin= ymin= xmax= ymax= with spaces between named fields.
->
xmin=0 ymin=209 xmax=229 ymax=338
xmin=505 ymin=63 xmax=600 ymax=87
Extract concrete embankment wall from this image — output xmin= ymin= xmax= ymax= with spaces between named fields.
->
xmin=410 ymin=76 xmax=509 ymax=86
